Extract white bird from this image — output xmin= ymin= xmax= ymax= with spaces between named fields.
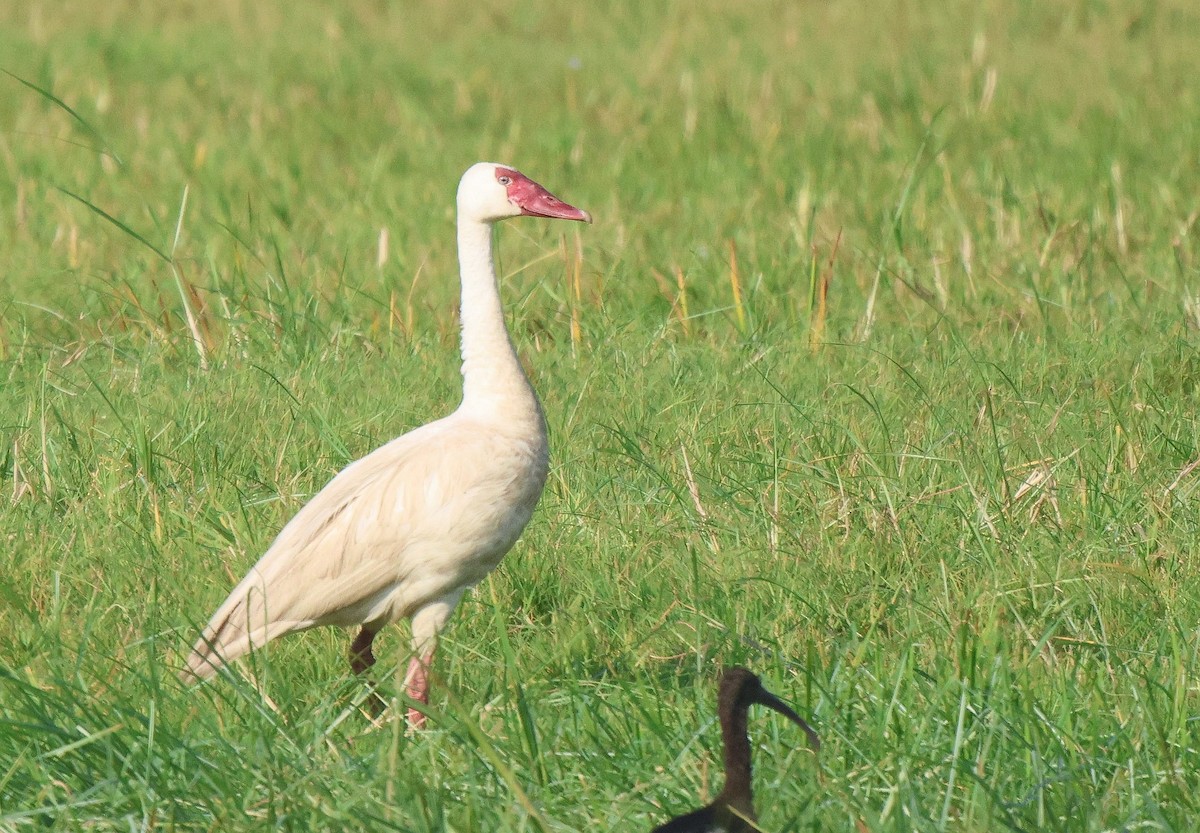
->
xmin=181 ymin=162 xmax=591 ymax=726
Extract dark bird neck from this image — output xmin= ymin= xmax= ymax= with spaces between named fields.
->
xmin=714 ymin=691 xmax=756 ymax=822
xmin=652 ymin=668 xmax=818 ymax=833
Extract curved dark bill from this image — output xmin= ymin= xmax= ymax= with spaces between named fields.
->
xmin=754 ymin=687 xmax=821 ymax=752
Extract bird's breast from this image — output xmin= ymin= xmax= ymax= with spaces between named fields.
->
xmin=291 ymin=416 xmax=549 ymax=629
xmin=399 ymin=429 xmax=547 ymax=580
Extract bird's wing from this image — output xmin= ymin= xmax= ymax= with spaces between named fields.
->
xmin=184 ymin=417 xmax=508 ymax=678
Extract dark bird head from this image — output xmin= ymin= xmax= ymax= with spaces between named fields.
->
xmin=650 ymin=667 xmax=820 ymax=832
xmin=719 ymin=667 xmax=821 ymax=753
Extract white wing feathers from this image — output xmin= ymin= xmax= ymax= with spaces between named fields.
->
xmin=181 ymin=416 xmax=546 ymax=683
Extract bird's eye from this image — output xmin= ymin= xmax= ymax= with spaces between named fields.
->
xmin=498 ymin=176 xmax=512 ymax=186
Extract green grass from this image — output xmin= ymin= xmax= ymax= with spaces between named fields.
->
xmin=3 ymin=0 xmax=1200 ymax=829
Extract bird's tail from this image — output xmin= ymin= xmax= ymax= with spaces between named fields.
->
xmin=179 ymin=574 xmax=282 ymax=684
xmin=179 ymin=604 xmax=251 ymax=684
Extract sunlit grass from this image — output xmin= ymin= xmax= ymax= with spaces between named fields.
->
xmin=3 ymin=0 xmax=1200 ymax=830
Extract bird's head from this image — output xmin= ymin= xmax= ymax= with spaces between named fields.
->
xmin=457 ymin=162 xmax=592 ymax=225
xmin=720 ymin=666 xmax=821 ymax=752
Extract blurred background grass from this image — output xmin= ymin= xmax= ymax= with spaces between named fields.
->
xmin=3 ymin=0 xmax=1200 ymax=830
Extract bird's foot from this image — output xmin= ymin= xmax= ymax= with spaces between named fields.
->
xmin=403 ymin=653 xmax=433 ymax=729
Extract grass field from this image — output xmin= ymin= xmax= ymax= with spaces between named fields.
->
xmin=4 ymin=0 xmax=1200 ymax=829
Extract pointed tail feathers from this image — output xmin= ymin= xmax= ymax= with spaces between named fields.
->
xmin=179 ymin=573 xmax=303 ymax=684
xmin=179 ymin=599 xmax=254 ymax=684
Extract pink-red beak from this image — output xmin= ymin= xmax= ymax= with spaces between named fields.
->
xmin=499 ymin=167 xmax=593 ymax=224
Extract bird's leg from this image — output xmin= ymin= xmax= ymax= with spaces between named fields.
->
xmin=402 ymin=650 xmax=435 ymax=728
xmin=348 ymin=627 xmax=377 ymax=674
xmin=403 ymin=591 xmax=463 ymax=729
xmin=348 ymin=627 xmax=386 ymax=715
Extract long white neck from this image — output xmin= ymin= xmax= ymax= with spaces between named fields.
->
xmin=456 ymin=218 xmax=542 ymax=422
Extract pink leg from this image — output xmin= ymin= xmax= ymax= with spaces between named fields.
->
xmin=404 ymin=650 xmax=435 ymax=728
